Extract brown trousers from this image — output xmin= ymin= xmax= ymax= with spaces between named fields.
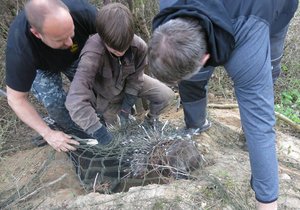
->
xmin=97 ymin=74 xmax=174 ymax=125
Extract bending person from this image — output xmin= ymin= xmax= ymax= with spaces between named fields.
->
xmin=148 ymin=0 xmax=298 ymax=209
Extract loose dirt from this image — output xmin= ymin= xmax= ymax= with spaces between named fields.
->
xmin=0 ymin=104 xmax=299 ymax=210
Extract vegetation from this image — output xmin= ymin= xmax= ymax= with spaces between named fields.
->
xmin=0 ymin=1 xmax=298 ymax=139
xmin=274 ymin=9 xmax=300 ymax=126
xmin=0 ymin=1 xmax=299 ymax=208
xmin=275 ymin=89 xmax=300 ymax=124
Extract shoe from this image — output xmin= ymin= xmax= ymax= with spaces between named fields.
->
xmin=182 ymin=119 xmax=212 ymax=136
xmin=31 ymin=135 xmax=48 ymax=147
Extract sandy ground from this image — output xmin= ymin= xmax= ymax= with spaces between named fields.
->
xmin=0 ymin=104 xmax=299 ymax=210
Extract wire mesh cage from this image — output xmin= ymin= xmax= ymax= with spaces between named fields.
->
xmin=68 ymin=121 xmax=205 ymax=193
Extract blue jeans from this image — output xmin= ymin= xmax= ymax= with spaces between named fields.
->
xmin=31 ymin=60 xmax=90 ymax=138
xmin=181 ymin=17 xmax=286 ymax=203
xmin=224 ymin=16 xmax=287 ymax=203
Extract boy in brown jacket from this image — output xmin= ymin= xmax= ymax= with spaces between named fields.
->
xmin=65 ymin=3 xmax=174 ymax=144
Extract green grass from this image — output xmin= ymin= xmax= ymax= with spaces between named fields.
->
xmin=275 ymin=87 xmax=300 ymax=124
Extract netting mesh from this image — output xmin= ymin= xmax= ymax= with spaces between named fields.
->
xmin=68 ymin=121 xmax=204 ymax=193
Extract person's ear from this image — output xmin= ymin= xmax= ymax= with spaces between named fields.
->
xmin=30 ymin=27 xmax=42 ymax=39
xmin=200 ymin=53 xmax=210 ymax=65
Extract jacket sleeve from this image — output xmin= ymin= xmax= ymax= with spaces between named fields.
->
xmin=65 ymin=51 xmax=103 ymax=134
xmin=124 ymin=38 xmax=147 ymax=96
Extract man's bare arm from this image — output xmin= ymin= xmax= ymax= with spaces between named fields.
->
xmin=6 ymin=86 xmax=79 ymax=152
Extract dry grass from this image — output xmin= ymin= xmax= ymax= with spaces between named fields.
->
xmin=0 ymin=0 xmax=27 ymax=151
xmin=0 ymin=2 xmax=299 ymax=209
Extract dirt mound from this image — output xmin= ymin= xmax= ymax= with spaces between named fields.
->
xmin=0 ymin=106 xmax=299 ymax=209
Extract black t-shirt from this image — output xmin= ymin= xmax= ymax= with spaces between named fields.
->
xmin=5 ymin=0 xmax=97 ymax=92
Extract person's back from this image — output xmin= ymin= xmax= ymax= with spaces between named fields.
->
xmin=154 ymin=0 xmax=298 ymax=69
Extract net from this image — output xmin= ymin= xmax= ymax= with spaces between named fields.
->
xmin=68 ymin=121 xmax=204 ymax=193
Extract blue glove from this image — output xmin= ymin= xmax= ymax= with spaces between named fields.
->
xmin=118 ymin=110 xmax=129 ymax=128
xmin=121 ymin=93 xmax=138 ymax=113
xmin=92 ymin=126 xmax=113 ymax=145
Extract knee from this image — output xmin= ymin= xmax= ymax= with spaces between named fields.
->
xmin=149 ymin=85 xmax=175 ymax=111
xmin=44 ymin=93 xmax=67 ymax=110
xmin=47 ymin=98 xmax=73 ymax=127
xmin=162 ymin=86 xmax=175 ymax=106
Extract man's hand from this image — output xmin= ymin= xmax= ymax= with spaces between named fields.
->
xmin=6 ymin=86 xmax=80 ymax=152
xmin=43 ymin=129 xmax=80 ymax=152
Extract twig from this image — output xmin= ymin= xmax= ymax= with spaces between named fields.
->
xmin=208 ymin=103 xmax=238 ymax=109
xmin=18 ymin=173 xmax=68 ymax=202
xmin=161 ymin=120 xmax=169 ymax=134
xmin=0 ymin=88 xmax=7 ymax=97
xmin=0 ymin=147 xmax=20 ymax=156
xmin=279 ymin=164 xmax=300 ymax=177
xmin=93 ymin=172 xmax=99 ymax=193
xmin=0 ymin=154 xmax=55 ymax=209
xmin=140 ymin=125 xmax=151 ymax=142
xmin=275 ymin=112 xmax=300 ymax=132
xmin=176 ymin=97 xmax=181 ymax=111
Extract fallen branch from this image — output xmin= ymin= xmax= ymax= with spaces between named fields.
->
xmin=208 ymin=103 xmax=300 ymax=132
xmin=279 ymin=164 xmax=300 ymax=177
xmin=208 ymin=103 xmax=238 ymax=109
xmin=275 ymin=112 xmax=300 ymax=132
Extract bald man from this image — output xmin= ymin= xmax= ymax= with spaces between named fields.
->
xmin=5 ymin=0 xmax=98 ymax=152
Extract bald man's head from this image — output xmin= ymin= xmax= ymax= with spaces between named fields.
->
xmin=24 ymin=0 xmax=75 ymax=49
xmin=25 ymin=0 xmax=69 ymax=33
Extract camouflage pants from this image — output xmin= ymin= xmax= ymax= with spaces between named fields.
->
xmin=31 ymin=60 xmax=90 ymax=138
